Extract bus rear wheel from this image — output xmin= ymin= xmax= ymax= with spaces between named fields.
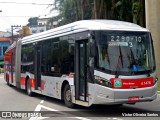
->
xmin=64 ymin=84 xmax=75 ymax=108
xmin=26 ymin=79 xmax=33 ymax=96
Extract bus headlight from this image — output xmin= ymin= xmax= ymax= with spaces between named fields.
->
xmin=95 ymin=76 xmax=112 ymax=88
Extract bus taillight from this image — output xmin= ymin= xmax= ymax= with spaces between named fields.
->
xmin=30 ymin=79 xmax=34 ymax=88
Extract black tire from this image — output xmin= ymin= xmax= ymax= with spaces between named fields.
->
xmin=112 ymin=104 xmax=123 ymax=107
xmin=26 ymin=79 xmax=33 ymax=96
xmin=63 ymin=84 xmax=75 ymax=108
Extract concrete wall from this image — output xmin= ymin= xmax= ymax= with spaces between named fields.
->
xmin=145 ymin=0 xmax=160 ymax=86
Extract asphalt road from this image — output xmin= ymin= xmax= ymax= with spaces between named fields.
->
xmin=0 ymin=73 xmax=160 ymax=120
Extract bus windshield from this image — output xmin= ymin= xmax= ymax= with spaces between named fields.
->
xmin=96 ymin=31 xmax=155 ymax=75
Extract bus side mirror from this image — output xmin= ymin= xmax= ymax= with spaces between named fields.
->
xmin=89 ymin=42 xmax=96 ymax=57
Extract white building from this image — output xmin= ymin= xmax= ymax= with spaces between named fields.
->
xmin=29 ymin=9 xmax=59 ymax=35
xmin=37 ymin=17 xmax=50 ymax=26
xmin=29 ymin=26 xmax=47 ymax=35
xmin=0 ymin=31 xmax=11 ymax=37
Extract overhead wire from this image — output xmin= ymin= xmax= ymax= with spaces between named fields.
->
xmin=0 ymin=12 xmax=21 ymax=31
xmin=0 ymin=1 xmax=55 ymax=31
xmin=0 ymin=12 xmax=16 ymax=25
xmin=0 ymin=2 xmax=53 ymax=6
xmin=0 ymin=16 xmax=37 ymax=17
xmin=0 ymin=13 xmax=12 ymax=27
xmin=37 ymin=4 xmax=54 ymax=18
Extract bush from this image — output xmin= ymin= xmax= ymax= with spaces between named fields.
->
xmin=158 ymin=86 xmax=160 ymax=91
xmin=0 ymin=68 xmax=4 ymax=73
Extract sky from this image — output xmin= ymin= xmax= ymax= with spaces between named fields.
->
xmin=0 ymin=0 xmax=55 ymax=32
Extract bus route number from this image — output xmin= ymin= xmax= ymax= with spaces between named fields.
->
xmin=110 ymin=36 xmax=142 ymax=42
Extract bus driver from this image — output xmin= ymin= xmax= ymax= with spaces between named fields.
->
xmin=100 ymin=48 xmax=110 ymax=69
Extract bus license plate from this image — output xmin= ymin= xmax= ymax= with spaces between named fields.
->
xmin=128 ymin=96 xmax=139 ymax=102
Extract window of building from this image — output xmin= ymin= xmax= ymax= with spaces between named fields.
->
xmin=39 ymin=23 xmax=42 ymax=26
xmin=0 ymin=47 xmax=2 ymax=56
xmin=3 ymin=46 xmax=8 ymax=56
xmin=32 ymin=30 xmax=37 ymax=33
xmin=40 ymin=29 xmax=44 ymax=32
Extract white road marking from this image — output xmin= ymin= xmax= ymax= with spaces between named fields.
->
xmin=69 ymin=117 xmax=91 ymax=120
xmin=30 ymin=104 xmax=91 ymax=120
xmin=112 ymin=118 xmax=123 ymax=120
xmin=40 ymin=100 xmax=44 ymax=104
xmin=29 ymin=104 xmax=49 ymax=120
xmin=29 ymin=116 xmax=48 ymax=120
xmin=34 ymin=104 xmax=42 ymax=111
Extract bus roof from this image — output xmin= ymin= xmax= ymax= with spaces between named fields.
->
xmin=21 ymin=20 xmax=149 ymax=44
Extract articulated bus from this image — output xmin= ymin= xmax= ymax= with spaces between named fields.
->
xmin=4 ymin=20 xmax=158 ymax=108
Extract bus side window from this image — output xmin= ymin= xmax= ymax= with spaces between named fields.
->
xmin=41 ymin=38 xmax=61 ymax=77
xmin=61 ymin=37 xmax=75 ymax=75
xmin=21 ymin=44 xmax=34 ymax=74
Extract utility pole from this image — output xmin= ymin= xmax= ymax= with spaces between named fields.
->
xmin=11 ymin=25 xmax=21 ymax=41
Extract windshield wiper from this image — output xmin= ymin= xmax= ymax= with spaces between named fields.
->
xmin=130 ymin=48 xmax=151 ymax=76
xmin=115 ymin=58 xmax=120 ymax=78
xmin=115 ymin=46 xmax=123 ymax=78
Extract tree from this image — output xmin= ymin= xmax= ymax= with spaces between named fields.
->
xmin=132 ymin=0 xmax=145 ymax=26
xmin=116 ymin=0 xmax=133 ymax=22
xmin=27 ymin=17 xmax=38 ymax=26
xmin=50 ymin=0 xmax=146 ymax=27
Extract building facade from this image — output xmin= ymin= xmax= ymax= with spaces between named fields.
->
xmin=0 ymin=31 xmax=11 ymax=37
xmin=29 ymin=25 xmax=47 ymax=35
xmin=0 ymin=37 xmax=11 ymax=67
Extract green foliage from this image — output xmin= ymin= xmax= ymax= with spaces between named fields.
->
xmin=132 ymin=1 xmax=144 ymax=25
xmin=116 ymin=0 xmax=133 ymax=22
xmin=27 ymin=17 xmax=38 ymax=26
xmin=51 ymin=0 xmax=145 ymax=27
xmin=158 ymin=86 xmax=160 ymax=91
xmin=47 ymin=16 xmax=60 ymax=25
xmin=132 ymin=1 xmax=143 ymax=15
xmin=21 ymin=46 xmax=34 ymax=53
xmin=0 ymin=68 xmax=4 ymax=73
xmin=60 ymin=0 xmax=76 ymax=23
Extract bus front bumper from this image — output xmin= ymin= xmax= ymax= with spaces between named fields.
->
xmin=93 ymin=83 xmax=157 ymax=105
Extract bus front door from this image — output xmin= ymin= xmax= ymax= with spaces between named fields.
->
xmin=75 ymin=40 xmax=88 ymax=102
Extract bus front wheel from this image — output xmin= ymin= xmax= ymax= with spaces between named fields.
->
xmin=26 ymin=79 xmax=33 ymax=96
xmin=64 ymin=84 xmax=75 ymax=108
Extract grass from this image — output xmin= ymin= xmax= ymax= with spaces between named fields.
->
xmin=158 ymin=86 xmax=160 ymax=91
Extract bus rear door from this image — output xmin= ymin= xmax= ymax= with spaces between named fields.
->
xmin=34 ymin=45 xmax=41 ymax=90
